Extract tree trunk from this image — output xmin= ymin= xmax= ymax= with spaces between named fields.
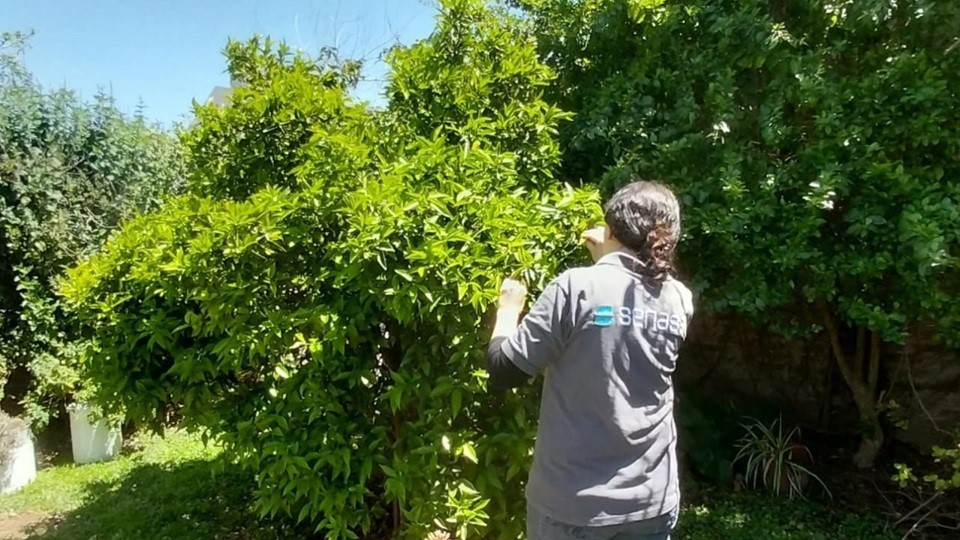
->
xmin=819 ymin=303 xmax=883 ymax=469
xmin=852 ymin=393 xmax=884 ymax=468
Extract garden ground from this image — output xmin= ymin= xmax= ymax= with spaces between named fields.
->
xmin=0 ymin=431 xmax=897 ymax=539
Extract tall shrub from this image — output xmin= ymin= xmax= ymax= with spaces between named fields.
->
xmin=63 ymin=1 xmax=600 ymax=537
xmin=0 ymin=32 xmax=185 ymax=425
xmin=518 ymin=0 xmax=960 ymax=468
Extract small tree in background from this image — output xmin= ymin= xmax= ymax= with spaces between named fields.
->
xmin=0 ymin=32 xmax=185 ymax=426
xmin=517 ymin=0 xmax=960 ymax=468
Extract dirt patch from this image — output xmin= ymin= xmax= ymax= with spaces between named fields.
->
xmin=0 ymin=511 xmax=60 ymax=539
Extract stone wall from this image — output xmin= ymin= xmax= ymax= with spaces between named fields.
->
xmin=895 ymin=324 xmax=960 ymax=448
xmin=677 ymin=314 xmax=959 ymax=450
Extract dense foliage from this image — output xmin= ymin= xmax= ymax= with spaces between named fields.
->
xmin=0 ymin=32 xmax=184 ymax=425
xmin=518 ymin=0 xmax=960 ymax=467
xmin=64 ymin=2 xmax=600 ymax=537
xmin=58 ymin=0 xmax=960 ymax=535
xmin=677 ymin=488 xmax=897 ymax=539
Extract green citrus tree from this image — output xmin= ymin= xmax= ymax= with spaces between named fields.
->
xmin=63 ymin=1 xmax=600 ymax=537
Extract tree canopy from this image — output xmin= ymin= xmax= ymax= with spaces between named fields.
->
xmin=519 ymin=0 xmax=960 ymax=467
xmin=63 ymin=1 xmax=599 ymax=537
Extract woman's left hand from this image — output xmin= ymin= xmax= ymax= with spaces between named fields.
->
xmin=498 ymin=278 xmax=528 ymax=313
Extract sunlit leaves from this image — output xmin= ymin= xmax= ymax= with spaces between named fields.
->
xmin=0 ymin=41 xmax=185 ymax=427
xmin=63 ymin=0 xmax=599 ymax=538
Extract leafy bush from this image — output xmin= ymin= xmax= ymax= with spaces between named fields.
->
xmin=0 ymin=32 xmax=185 ymax=426
xmin=891 ymin=432 xmax=960 ymax=535
xmin=63 ymin=1 xmax=600 ymax=537
xmin=184 ymin=36 xmax=369 ymax=201
xmin=519 ymin=0 xmax=960 ymax=468
xmin=928 ymin=439 xmax=960 ymax=491
xmin=675 ymin=394 xmax=740 ymax=487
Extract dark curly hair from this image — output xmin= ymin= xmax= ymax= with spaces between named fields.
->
xmin=604 ymin=180 xmax=681 ymax=281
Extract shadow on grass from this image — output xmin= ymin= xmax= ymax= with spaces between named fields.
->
xmin=23 ymin=459 xmax=309 ymax=540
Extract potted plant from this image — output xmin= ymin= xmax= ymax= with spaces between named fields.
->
xmin=734 ymin=416 xmax=831 ymax=499
xmin=67 ymin=387 xmax=122 ymax=465
xmin=0 ymin=411 xmax=36 ymax=493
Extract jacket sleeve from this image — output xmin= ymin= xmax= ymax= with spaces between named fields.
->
xmin=485 ymin=336 xmax=531 ymax=392
xmin=500 ymin=278 xmax=570 ymax=375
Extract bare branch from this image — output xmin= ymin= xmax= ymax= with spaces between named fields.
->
xmin=905 ymin=349 xmax=950 ymax=436
xmin=895 ymin=489 xmax=942 ymax=528
xmin=946 ymin=37 xmax=960 ymax=55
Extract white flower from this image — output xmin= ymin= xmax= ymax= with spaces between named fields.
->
xmin=819 ymin=190 xmax=837 ymax=210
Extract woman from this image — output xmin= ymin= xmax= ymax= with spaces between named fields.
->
xmin=486 ymin=180 xmax=693 ymax=539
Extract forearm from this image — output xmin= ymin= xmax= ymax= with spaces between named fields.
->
xmin=485 ymin=336 xmax=529 ymax=392
xmin=486 ymin=308 xmax=528 ymax=392
xmin=485 ymin=279 xmax=531 ymax=392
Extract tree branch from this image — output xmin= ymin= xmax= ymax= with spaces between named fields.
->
xmin=895 ymin=489 xmax=943 ymax=529
xmin=819 ymin=301 xmax=857 ymax=390
xmin=868 ymin=330 xmax=880 ymax=395
xmin=819 ymin=344 xmax=835 ymax=430
xmin=946 ymin=37 xmax=960 ymax=55
xmin=855 ymin=326 xmax=866 ymax=384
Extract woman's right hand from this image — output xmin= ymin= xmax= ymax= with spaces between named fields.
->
xmin=581 ymin=225 xmax=606 ymax=262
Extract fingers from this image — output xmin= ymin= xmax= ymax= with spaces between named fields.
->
xmin=581 ymin=226 xmax=605 ymax=245
xmin=581 ymin=225 xmax=606 ymax=262
xmin=500 ymin=278 xmax=527 ymax=296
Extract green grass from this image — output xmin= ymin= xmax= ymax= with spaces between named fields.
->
xmin=0 ymin=431 xmax=211 ymax=516
xmin=0 ymin=430 xmax=302 ymax=540
xmin=0 ymin=432 xmax=898 ymax=539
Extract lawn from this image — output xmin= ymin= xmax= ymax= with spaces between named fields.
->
xmin=0 ymin=432 xmax=897 ymax=539
xmin=0 ymin=431 xmax=298 ymax=540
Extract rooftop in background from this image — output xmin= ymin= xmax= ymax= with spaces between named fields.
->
xmin=206 ymin=78 xmax=243 ymax=108
xmin=206 ymin=86 xmax=232 ymax=107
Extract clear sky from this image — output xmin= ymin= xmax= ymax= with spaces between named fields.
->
xmin=1 ymin=0 xmax=439 ymax=126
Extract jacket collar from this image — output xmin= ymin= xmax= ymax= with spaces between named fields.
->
xmin=595 ymin=249 xmax=642 ymax=269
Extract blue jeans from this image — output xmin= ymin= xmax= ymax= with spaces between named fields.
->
xmin=527 ymin=506 xmax=678 ymax=540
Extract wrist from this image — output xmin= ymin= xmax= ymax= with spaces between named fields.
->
xmin=492 ymin=307 xmax=522 ymax=338
xmin=496 ymin=306 xmax=522 ymax=320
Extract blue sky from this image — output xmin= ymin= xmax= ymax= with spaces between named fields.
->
xmin=1 ymin=0 xmax=438 ymax=126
